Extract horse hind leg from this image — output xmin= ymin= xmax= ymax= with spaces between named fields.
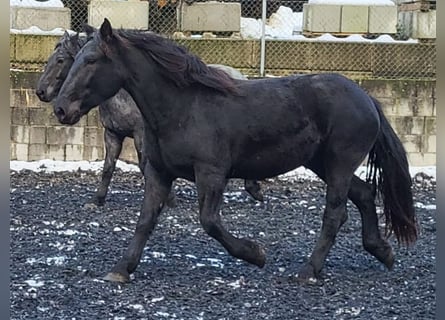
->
xmin=297 ymin=162 xmax=353 ymax=282
xmin=303 ymin=161 xmax=395 ymax=281
xmin=348 ymin=176 xmax=394 ymax=270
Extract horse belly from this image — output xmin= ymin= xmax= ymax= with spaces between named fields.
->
xmin=231 ymin=139 xmax=319 ymax=180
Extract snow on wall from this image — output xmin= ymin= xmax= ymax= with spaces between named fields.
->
xmin=10 ymin=0 xmax=64 ymax=8
xmin=308 ymin=0 xmax=395 ymax=5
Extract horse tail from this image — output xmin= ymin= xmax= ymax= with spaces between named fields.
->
xmin=366 ymin=96 xmax=418 ymax=246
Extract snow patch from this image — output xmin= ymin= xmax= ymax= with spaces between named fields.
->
xmin=309 ymin=0 xmax=395 ymax=5
xmin=11 ymin=0 xmax=64 ymax=8
xmin=24 ymin=279 xmax=45 ymax=287
xmin=10 ymin=160 xmax=436 ymax=182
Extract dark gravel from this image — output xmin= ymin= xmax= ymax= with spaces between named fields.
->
xmin=10 ymin=168 xmax=436 ymax=320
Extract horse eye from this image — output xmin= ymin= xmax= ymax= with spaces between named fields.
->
xmin=57 ymin=58 xmax=64 ymax=64
xmin=86 ymin=58 xmax=96 ymax=65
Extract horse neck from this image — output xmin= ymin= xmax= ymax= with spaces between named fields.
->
xmin=120 ymin=49 xmax=186 ymax=131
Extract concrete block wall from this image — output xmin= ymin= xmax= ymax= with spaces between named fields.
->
xmin=359 ymin=79 xmax=436 ymax=166
xmin=178 ymin=2 xmax=241 ymax=32
xmin=10 ymin=85 xmax=138 ymax=164
xmin=10 ymin=6 xmax=71 ymax=31
xmin=303 ymin=4 xmax=398 ymax=34
xmin=88 ymin=0 xmax=149 ymax=29
xmin=10 ymin=71 xmax=435 ymax=167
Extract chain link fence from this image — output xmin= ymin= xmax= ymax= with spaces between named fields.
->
xmin=10 ymin=0 xmax=436 ymax=79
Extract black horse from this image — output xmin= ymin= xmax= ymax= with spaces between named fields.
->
xmin=54 ymin=19 xmax=417 ymax=284
xmin=36 ymin=30 xmax=263 ymax=206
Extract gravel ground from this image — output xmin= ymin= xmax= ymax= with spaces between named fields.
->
xmin=10 ymin=169 xmax=436 ymax=320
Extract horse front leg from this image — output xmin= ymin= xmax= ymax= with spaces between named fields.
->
xmin=103 ymin=163 xmax=172 ymax=283
xmin=134 ymin=133 xmax=176 ymax=208
xmin=297 ymin=176 xmax=351 ymax=283
xmin=195 ymin=166 xmax=266 ymax=267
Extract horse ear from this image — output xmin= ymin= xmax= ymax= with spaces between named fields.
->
xmin=100 ymin=18 xmax=113 ymax=42
xmin=82 ymin=23 xmax=97 ymax=39
xmin=69 ymin=32 xmax=79 ymax=48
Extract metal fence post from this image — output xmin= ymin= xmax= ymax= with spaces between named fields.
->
xmin=260 ymin=0 xmax=267 ymax=77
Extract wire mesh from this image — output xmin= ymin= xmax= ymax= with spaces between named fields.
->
xmin=10 ymin=0 xmax=436 ymax=79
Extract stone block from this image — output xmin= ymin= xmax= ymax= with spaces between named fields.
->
xmin=424 ymin=135 xmax=436 ymax=153
xmin=265 ymin=41 xmax=311 ymax=70
xmin=11 ymin=107 xmax=29 ymax=125
xmin=48 ymin=144 xmax=65 ymax=161
xmin=310 ymin=42 xmax=372 ymax=71
xmin=83 ymin=146 xmax=105 ymax=161
xmin=10 ymin=143 xmax=17 ymax=160
xmin=29 ymin=107 xmax=53 ymax=126
xmin=10 ymin=125 xmax=30 ymax=144
xmin=12 ymin=89 xmax=32 ymax=108
xmin=88 ymin=0 xmax=149 ymax=29
xmin=13 ymin=35 xmax=59 ymax=63
xmin=341 ymin=6 xmax=369 ymax=33
xmin=415 ymin=81 xmax=435 ymax=116
xmin=15 ymin=143 xmax=29 ymax=161
xmin=177 ymin=38 xmax=259 ymax=68
xmin=65 ymin=144 xmax=84 ymax=161
xmin=368 ymin=6 xmax=397 ymax=34
xmin=407 ymin=152 xmax=435 ymax=166
xmin=84 ymin=127 xmax=105 ymax=147
xmin=400 ymin=134 xmax=422 ymax=153
xmin=47 ymin=127 xmax=85 ymax=145
xmin=387 ymin=116 xmax=425 ymax=136
xmin=28 ymin=144 xmax=49 ymax=161
xmin=120 ymin=138 xmax=138 ymax=164
xmin=412 ymin=11 xmax=436 ymax=39
xmin=303 ymin=4 xmax=341 ymax=33
xmin=179 ymin=2 xmax=241 ymax=32
xmin=10 ymin=71 xmax=43 ymax=90
xmin=10 ymin=6 xmax=71 ymax=31
xmin=424 ymin=117 xmax=436 ymax=135
xmin=10 ymin=35 xmax=15 ymax=61
xmin=29 ymin=126 xmax=47 ymax=144
xmin=87 ymin=109 xmax=102 ymax=127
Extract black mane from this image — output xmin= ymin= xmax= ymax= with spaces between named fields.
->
xmin=112 ymin=29 xmax=240 ymax=95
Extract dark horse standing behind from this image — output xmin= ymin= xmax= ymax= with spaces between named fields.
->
xmin=54 ymin=19 xmax=417 ymax=284
xmin=35 ymin=30 xmax=263 ymax=206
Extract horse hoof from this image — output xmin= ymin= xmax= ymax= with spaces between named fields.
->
xmin=245 ymin=244 xmax=266 ymax=268
xmin=384 ymin=250 xmax=395 ymax=271
xmin=88 ymin=197 xmax=105 ymax=207
xmin=252 ymin=245 xmax=266 ymax=268
xmin=103 ymin=272 xmax=130 ymax=283
xmin=294 ymin=274 xmax=318 ymax=285
xmin=251 ymin=191 xmax=264 ymax=202
xmin=295 ymin=263 xmax=318 ymax=285
xmin=84 ymin=203 xmax=98 ymax=210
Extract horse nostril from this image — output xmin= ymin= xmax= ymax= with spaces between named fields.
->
xmin=55 ymin=107 xmax=66 ymax=119
xmin=36 ymin=89 xmax=45 ymax=98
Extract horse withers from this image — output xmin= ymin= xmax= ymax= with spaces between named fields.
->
xmin=36 ymin=30 xmax=264 ymax=206
xmin=53 ymin=19 xmax=417 ymax=284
